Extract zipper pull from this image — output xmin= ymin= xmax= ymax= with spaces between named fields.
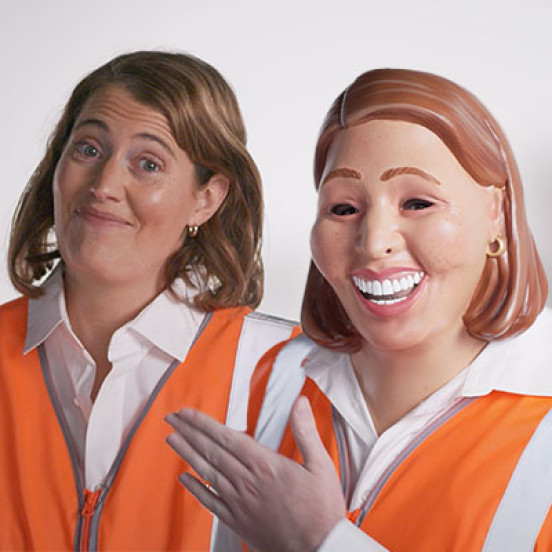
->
xmin=81 ymin=489 xmax=101 ymax=551
xmin=347 ymin=508 xmax=361 ymax=524
xmin=82 ymin=488 xmax=100 ymax=516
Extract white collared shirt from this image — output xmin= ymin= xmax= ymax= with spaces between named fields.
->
xmin=24 ymin=267 xmax=204 ymax=490
xmin=305 ymin=309 xmax=552 ymax=550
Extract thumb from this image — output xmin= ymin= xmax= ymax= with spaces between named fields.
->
xmin=290 ymin=396 xmax=331 ymax=471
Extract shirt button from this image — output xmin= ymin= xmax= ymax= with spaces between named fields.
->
xmin=73 ymin=397 xmax=80 ymax=407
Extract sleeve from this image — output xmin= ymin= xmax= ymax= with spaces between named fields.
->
xmin=318 ymin=519 xmax=389 ymax=552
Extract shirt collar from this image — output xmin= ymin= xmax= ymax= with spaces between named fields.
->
xmin=462 ymin=308 xmax=552 ymax=397
xmin=303 ymin=307 xmax=552 ymax=410
xmin=129 ymin=279 xmax=205 ymax=361
xmin=304 ymin=346 xmax=376 ymax=442
xmin=25 ymin=267 xmax=65 ymax=353
xmin=25 ymin=266 xmax=205 ymax=361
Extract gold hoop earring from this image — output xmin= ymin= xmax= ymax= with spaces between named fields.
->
xmin=188 ymin=225 xmax=199 ymax=238
xmin=486 ymin=236 xmax=506 ymax=258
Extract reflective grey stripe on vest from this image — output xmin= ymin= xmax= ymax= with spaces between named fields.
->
xmin=254 ymin=334 xmax=314 ymax=450
xmin=483 ymin=407 xmax=552 ymax=551
xmin=210 ymin=312 xmax=297 ymax=552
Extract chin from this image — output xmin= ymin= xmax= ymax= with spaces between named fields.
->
xmin=364 ymin=332 xmax=428 ymax=354
xmin=355 ymin=315 xmax=433 ymax=355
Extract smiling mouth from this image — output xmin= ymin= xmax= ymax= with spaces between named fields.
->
xmin=352 ymin=271 xmax=425 ymax=305
xmin=77 ymin=206 xmax=131 ymax=226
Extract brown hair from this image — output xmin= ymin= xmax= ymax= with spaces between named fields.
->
xmin=9 ymin=50 xmax=263 ymax=310
xmin=302 ymin=68 xmax=548 ymax=352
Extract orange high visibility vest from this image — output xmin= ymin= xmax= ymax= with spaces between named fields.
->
xmin=249 ymin=337 xmax=552 ymax=551
xmin=0 ymin=297 xmax=296 ymax=551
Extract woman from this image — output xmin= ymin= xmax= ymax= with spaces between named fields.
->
xmin=0 ymin=51 xmax=296 ymax=550
xmin=167 ymin=69 xmax=552 ymax=551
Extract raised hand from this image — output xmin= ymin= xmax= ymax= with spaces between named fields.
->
xmin=165 ymin=396 xmax=346 ymax=552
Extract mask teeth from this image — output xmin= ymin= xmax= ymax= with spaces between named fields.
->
xmin=353 ymin=272 xmax=424 ymax=300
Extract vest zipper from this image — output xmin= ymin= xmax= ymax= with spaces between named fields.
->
xmin=335 ymin=397 xmax=476 ymax=526
xmin=38 ymin=316 xmax=213 ymax=550
xmin=74 ymin=355 xmax=193 ymax=549
xmin=80 ymin=489 xmax=101 ymax=551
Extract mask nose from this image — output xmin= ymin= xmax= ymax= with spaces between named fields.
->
xmin=357 ymin=204 xmax=403 ymax=259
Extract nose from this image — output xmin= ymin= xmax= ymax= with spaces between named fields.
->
xmin=357 ymin=203 xmax=404 ymax=259
xmin=89 ymin=156 xmax=125 ymax=202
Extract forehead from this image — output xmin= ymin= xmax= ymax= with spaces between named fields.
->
xmin=322 ymin=119 xmax=466 ymax=183
xmin=75 ymin=86 xmax=174 ymax=141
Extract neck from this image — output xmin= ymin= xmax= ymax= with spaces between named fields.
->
xmin=351 ymin=327 xmax=486 ymax=435
xmin=63 ymin=270 xmax=165 ymax=400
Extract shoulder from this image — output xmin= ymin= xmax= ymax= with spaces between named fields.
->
xmin=0 ymin=296 xmax=28 ymax=324
xmin=208 ymin=308 xmax=299 ymax=348
xmin=474 ymin=308 xmax=552 ymax=398
xmin=0 ymin=296 xmax=28 ymax=356
xmin=243 ymin=311 xmax=299 ymax=342
xmin=508 ymin=307 xmax=552 ymax=362
xmin=238 ymin=311 xmax=300 ymax=361
xmin=245 ymin=311 xmax=298 ymax=332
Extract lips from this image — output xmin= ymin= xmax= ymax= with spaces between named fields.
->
xmin=76 ymin=205 xmax=131 ymax=226
xmin=352 ymin=271 xmax=425 ymax=305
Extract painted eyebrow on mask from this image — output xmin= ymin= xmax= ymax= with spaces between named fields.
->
xmin=321 ymin=168 xmax=363 ymax=186
xmin=380 ymin=167 xmax=442 ymax=186
xmin=72 ymin=119 xmax=177 ymax=159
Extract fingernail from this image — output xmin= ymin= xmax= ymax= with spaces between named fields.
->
xmin=179 ymin=473 xmax=191 ymax=487
xmin=164 ymin=414 xmax=176 ymax=425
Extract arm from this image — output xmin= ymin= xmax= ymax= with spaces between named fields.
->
xmin=166 ymin=397 xmax=387 ymax=552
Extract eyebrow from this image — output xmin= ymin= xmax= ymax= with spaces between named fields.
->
xmin=73 ymin=119 xmax=176 ymax=159
xmin=380 ymin=167 xmax=441 ymax=186
xmin=135 ymin=133 xmax=176 ymax=158
xmin=321 ymin=168 xmax=363 ymax=186
xmin=74 ymin=118 xmax=109 ymax=132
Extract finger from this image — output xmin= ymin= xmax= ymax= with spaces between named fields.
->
xmin=166 ymin=430 xmax=237 ymax=497
xmin=166 ymin=411 xmax=237 ymax=469
xmin=290 ymin=396 xmax=331 ymax=471
xmin=178 ymin=472 xmax=236 ymax=529
xmin=168 ymin=409 xmax=267 ymax=471
xmin=165 ymin=413 xmax=246 ymax=479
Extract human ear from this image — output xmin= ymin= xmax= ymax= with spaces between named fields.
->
xmin=191 ymin=174 xmax=230 ymax=226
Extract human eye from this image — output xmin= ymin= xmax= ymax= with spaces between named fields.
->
xmin=139 ymin=157 xmax=162 ymax=173
xmin=402 ymin=198 xmax=434 ymax=211
xmin=74 ymin=141 xmax=102 ymax=160
xmin=330 ymin=203 xmax=359 ymax=216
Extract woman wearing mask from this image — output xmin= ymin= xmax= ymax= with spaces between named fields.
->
xmin=167 ymin=68 xmax=551 ymax=551
xmin=0 ymin=50 xmax=296 ymax=550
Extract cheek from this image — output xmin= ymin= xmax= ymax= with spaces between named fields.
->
xmin=414 ymin=213 xmax=486 ymax=273
xmin=310 ymin=221 xmax=352 ymax=282
xmin=310 ymin=222 xmax=333 ymax=279
xmin=52 ymin=163 xmax=70 ymax=227
xmin=138 ymin=186 xmax=192 ymax=237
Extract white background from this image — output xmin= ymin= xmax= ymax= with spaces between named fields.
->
xmin=1 ymin=0 xmax=551 ymax=321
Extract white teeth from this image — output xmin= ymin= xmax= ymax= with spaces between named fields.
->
xmin=370 ymin=296 xmax=409 ymax=305
xmin=352 ymin=271 xmax=425 ymax=300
